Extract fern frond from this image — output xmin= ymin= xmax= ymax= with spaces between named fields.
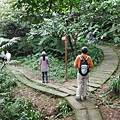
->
xmin=0 ymin=37 xmax=20 ymax=49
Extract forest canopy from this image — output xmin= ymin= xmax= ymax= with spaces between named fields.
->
xmin=0 ymin=0 xmax=120 ymax=56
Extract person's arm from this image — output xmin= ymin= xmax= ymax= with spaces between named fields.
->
xmin=74 ymin=56 xmax=80 ymax=69
xmin=45 ymin=57 xmax=50 ymax=68
xmin=47 ymin=58 xmax=50 ymax=67
xmin=88 ymin=56 xmax=94 ymax=72
xmin=39 ymin=58 xmax=42 ymax=66
xmin=89 ymin=58 xmax=94 ymax=68
xmin=39 ymin=58 xmax=41 ymax=65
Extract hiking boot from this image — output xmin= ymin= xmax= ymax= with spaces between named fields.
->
xmin=79 ymin=97 xmax=82 ymax=101
xmin=46 ymin=81 xmax=49 ymax=83
xmin=42 ymin=81 xmax=45 ymax=83
xmin=83 ymin=96 xmax=87 ymax=100
xmin=75 ymin=97 xmax=82 ymax=101
xmin=75 ymin=97 xmax=79 ymax=101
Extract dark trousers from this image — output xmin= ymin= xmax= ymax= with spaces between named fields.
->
xmin=42 ymin=72 xmax=48 ymax=82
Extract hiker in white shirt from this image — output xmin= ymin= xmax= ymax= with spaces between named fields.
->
xmin=6 ymin=51 xmax=11 ymax=63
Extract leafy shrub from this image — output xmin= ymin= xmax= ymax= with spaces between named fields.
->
xmin=17 ymin=43 xmax=103 ymax=82
xmin=110 ymin=76 xmax=120 ymax=95
xmin=0 ymin=96 xmax=43 ymax=120
xmin=56 ymin=99 xmax=74 ymax=118
xmin=0 ymin=70 xmax=17 ymax=93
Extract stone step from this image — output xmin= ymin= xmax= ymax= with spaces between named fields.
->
xmin=66 ymin=96 xmax=103 ymax=120
xmin=31 ymin=80 xmax=75 ymax=95
xmin=88 ymin=109 xmax=103 ymax=120
xmin=8 ymin=66 xmax=75 ymax=96
xmin=13 ymin=72 xmax=69 ymax=98
xmin=88 ymin=86 xmax=97 ymax=92
xmin=88 ymin=82 xmax=101 ymax=88
xmin=67 ymin=86 xmax=76 ymax=91
xmin=65 ymin=96 xmax=85 ymax=110
xmin=90 ymin=74 xmax=109 ymax=80
xmin=75 ymin=110 xmax=88 ymax=120
xmin=19 ymin=71 xmax=76 ymax=95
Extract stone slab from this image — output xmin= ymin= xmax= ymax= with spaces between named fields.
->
xmin=88 ymin=86 xmax=97 ymax=92
xmin=88 ymin=109 xmax=103 ymax=120
xmin=68 ymin=86 xmax=76 ymax=91
xmin=88 ymin=82 xmax=101 ymax=88
xmin=15 ymin=69 xmax=75 ymax=96
xmin=14 ymin=73 xmax=69 ymax=98
xmin=90 ymin=74 xmax=108 ymax=79
xmin=82 ymin=100 xmax=97 ymax=109
xmin=24 ymin=76 xmax=75 ymax=95
xmin=75 ymin=110 xmax=88 ymax=120
xmin=65 ymin=96 xmax=85 ymax=110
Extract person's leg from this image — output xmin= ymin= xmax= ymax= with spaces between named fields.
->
xmin=75 ymin=72 xmax=83 ymax=101
xmin=83 ymin=75 xmax=89 ymax=100
xmin=7 ymin=58 xmax=10 ymax=64
xmin=45 ymin=72 xmax=48 ymax=83
xmin=42 ymin=72 xmax=45 ymax=83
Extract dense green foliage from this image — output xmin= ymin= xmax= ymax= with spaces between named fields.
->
xmin=0 ymin=0 xmax=119 ymax=92
xmin=12 ymin=0 xmax=120 ymax=46
xmin=0 ymin=68 xmax=41 ymax=119
xmin=17 ymin=43 xmax=103 ymax=82
xmin=0 ymin=0 xmax=119 ymax=118
xmin=110 ymin=75 xmax=120 ymax=95
xmin=0 ymin=95 xmax=73 ymax=119
xmin=0 ymin=97 xmax=41 ymax=120
xmin=0 ymin=67 xmax=73 ymax=119
xmin=0 ymin=69 xmax=17 ymax=93
xmin=57 ymin=99 xmax=73 ymax=117
xmin=0 ymin=0 xmax=120 ymax=56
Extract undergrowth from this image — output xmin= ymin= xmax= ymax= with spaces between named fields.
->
xmin=17 ymin=43 xmax=103 ymax=82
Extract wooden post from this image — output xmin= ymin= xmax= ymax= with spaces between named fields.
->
xmin=62 ymin=35 xmax=68 ymax=81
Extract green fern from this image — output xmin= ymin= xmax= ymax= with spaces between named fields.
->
xmin=0 ymin=37 xmax=20 ymax=50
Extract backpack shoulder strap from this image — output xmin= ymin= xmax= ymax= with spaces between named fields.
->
xmin=79 ymin=55 xmax=83 ymax=60
xmin=79 ymin=55 xmax=89 ymax=60
xmin=86 ymin=56 xmax=89 ymax=60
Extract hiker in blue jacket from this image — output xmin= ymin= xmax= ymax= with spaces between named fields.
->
xmin=88 ymin=32 xmax=93 ymax=43
xmin=93 ymin=34 xmax=98 ymax=44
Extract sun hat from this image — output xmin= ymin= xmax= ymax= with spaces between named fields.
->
xmin=42 ymin=51 xmax=46 ymax=55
